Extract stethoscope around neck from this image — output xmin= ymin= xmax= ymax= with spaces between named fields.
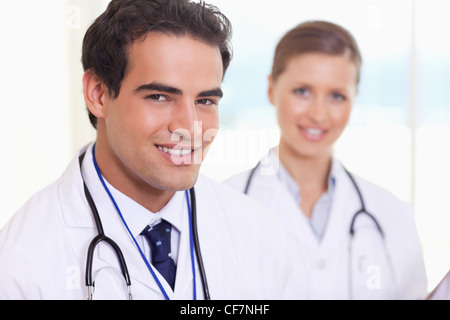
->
xmin=245 ymin=159 xmax=399 ymax=299
xmin=78 ymin=146 xmax=210 ymax=300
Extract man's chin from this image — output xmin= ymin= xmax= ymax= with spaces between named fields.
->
xmin=155 ymin=170 xmax=200 ymax=192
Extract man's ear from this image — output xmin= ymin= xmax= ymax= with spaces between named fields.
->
xmin=267 ymin=74 xmax=275 ymax=106
xmin=82 ymin=70 xmax=108 ymax=118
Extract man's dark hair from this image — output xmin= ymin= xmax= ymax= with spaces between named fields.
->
xmin=82 ymin=0 xmax=233 ymax=129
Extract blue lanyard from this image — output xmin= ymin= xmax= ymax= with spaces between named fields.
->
xmin=91 ymin=144 xmax=197 ymax=300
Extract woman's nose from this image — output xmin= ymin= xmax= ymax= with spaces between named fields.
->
xmin=306 ymin=97 xmax=327 ymax=123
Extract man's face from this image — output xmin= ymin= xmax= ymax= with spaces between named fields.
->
xmin=96 ymin=32 xmax=223 ymax=193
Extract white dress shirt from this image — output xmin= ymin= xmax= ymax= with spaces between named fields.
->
xmin=99 ymin=177 xmax=183 ymax=265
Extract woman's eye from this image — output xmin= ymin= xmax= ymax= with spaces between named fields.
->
xmin=331 ymin=92 xmax=346 ymax=101
xmin=294 ymin=87 xmax=310 ymax=96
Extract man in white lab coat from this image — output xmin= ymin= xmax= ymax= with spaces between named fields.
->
xmin=0 ymin=0 xmax=298 ymax=300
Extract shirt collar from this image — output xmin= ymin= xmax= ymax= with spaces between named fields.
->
xmin=101 ymin=179 xmax=185 ymax=237
xmin=276 ymin=156 xmax=337 ymax=204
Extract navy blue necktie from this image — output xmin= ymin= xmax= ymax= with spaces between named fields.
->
xmin=141 ymin=220 xmax=176 ymax=290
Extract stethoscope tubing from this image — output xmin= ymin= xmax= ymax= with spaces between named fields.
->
xmin=78 ymin=148 xmax=210 ymax=300
xmin=189 ymin=187 xmax=210 ymax=300
xmin=79 ymin=151 xmax=133 ymax=300
xmin=244 ymin=159 xmax=385 ymax=236
xmin=342 ymin=166 xmax=384 ymax=237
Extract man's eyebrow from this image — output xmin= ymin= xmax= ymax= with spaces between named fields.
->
xmin=199 ymin=88 xmax=223 ymax=98
xmin=135 ymin=82 xmax=182 ymax=95
xmin=135 ymin=82 xmax=223 ymax=98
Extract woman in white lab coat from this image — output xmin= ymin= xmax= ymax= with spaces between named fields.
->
xmin=226 ymin=20 xmax=427 ymax=299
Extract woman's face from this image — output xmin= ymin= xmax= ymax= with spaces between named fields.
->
xmin=269 ymin=53 xmax=358 ymax=160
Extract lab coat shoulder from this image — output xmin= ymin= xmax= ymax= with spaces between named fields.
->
xmin=224 ymin=168 xmax=279 ymax=213
xmin=194 ymin=175 xmax=299 ymax=299
xmin=349 ymin=172 xmax=413 ymax=222
xmin=224 ymin=169 xmax=252 ymax=193
xmin=0 ymin=156 xmax=86 ymax=299
xmin=198 ymin=173 xmax=272 ymax=218
xmin=350 ymin=173 xmax=428 ymax=299
xmin=0 ymin=181 xmax=64 ymax=299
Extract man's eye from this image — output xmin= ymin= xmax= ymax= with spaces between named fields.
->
xmin=196 ymin=98 xmax=216 ymax=105
xmin=146 ymin=94 xmax=167 ymax=101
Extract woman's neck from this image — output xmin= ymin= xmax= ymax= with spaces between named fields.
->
xmin=278 ymin=141 xmax=332 ymax=217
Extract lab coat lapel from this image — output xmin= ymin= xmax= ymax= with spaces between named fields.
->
xmin=59 ymin=145 xmax=96 ymax=229
xmin=172 ymin=200 xmax=197 ymax=300
xmin=249 ymin=151 xmax=319 ymax=247
xmin=183 ymin=180 xmax=237 ymax=300
xmin=271 ymin=176 xmax=319 ymax=246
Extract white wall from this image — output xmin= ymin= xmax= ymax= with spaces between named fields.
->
xmin=0 ymin=1 xmax=104 ymax=226
xmin=0 ymin=1 xmax=70 ymax=225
